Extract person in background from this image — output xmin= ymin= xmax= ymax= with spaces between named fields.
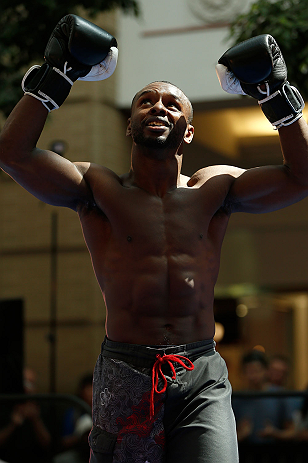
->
xmin=53 ymin=374 xmax=93 ymax=463
xmin=61 ymin=373 xmax=93 ymax=448
xmin=267 ymin=354 xmax=302 ymax=427
xmin=0 ymin=368 xmax=51 ymax=463
xmin=233 ymin=350 xmax=292 ymax=443
xmin=267 ymin=354 xmax=290 ymax=390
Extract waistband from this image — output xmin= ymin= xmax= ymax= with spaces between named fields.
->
xmin=101 ymin=336 xmax=216 ymax=368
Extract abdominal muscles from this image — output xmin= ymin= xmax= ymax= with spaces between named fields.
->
xmin=100 ymin=249 xmax=217 ymax=345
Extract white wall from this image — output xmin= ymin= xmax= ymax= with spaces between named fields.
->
xmin=115 ymin=0 xmax=253 ymax=108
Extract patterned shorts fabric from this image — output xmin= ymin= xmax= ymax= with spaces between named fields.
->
xmin=91 ymin=356 xmax=165 ymax=463
xmin=88 ymin=337 xmax=238 ymax=463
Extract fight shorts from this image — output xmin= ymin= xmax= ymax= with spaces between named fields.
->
xmin=89 ymin=337 xmax=238 ymax=463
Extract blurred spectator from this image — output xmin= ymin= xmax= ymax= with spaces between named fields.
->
xmin=267 ymin=354 xmax=302 ymax=426
xmin=232 ymin=350 xmax=292 ymax=444
xmin=293 ymin=390 xmax=308 ymax=440
xmin=0 ymin=367 xmax=51 ymax=463
xmin=267 ymin=354 xmax=290 ymax=390
xmin=53 ymin=374 xmax=93 ymax=463
xmin=240 ymin=349 xmax=269 ymax=392
xmin=262 ymin=387 xmax=308 ymax=442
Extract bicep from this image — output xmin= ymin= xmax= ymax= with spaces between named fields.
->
xmin=227 ymin=165 xmax=308 ymax=213
xmin=3 ymin=148 xmax=92 ymax=210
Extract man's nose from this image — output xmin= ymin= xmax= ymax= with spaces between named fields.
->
xmin=150 ymin=100 xmax=166 ymax=114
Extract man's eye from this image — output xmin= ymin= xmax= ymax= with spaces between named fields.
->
xmin=168 ymin=102 xmax=180 ymax=109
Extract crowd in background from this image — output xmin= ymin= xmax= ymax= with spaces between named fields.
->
xmin=233 ymin=350 xmax=308 ymax=462
xmin=1 ymin=352 xmax=308 ymax=463
xmin=0 ymin=370 xmax=93 ymax=463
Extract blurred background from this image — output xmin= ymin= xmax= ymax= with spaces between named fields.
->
xmin=1 ymin=0 xmax=308 ymax=461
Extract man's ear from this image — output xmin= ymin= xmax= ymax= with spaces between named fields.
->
xmin=126 ymin=118 xmax=132 ymax=137
xmin=184 ymin=124 xmax=194 ymax=144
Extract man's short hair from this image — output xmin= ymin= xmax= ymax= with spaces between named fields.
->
xmin=242 ymin=350 xmax=268 ymax=369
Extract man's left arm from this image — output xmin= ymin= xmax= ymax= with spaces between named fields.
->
xmin=227 ymin=119 xmax=308 ymax=213
xmin=217 ymin=34 xmax=308 ymax=213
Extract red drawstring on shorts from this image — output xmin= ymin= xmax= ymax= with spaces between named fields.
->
xmin=150 ymin=353 xmax=194 ymax=417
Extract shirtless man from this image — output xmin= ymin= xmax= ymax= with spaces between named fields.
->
xmin=0 ymin=16 xmax=308 ymax=463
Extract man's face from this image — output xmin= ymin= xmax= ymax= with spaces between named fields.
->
xmin=268 ymin=359 xmax=288 ymax=386
xmin=244 ymin=361 xmax=267 ymax=389
xmin=128 ymin=82 xmax=193 ymax=152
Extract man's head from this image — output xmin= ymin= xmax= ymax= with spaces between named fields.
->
xmin=241 ymin=350 xmax=268 ymax=390
xmin=268 ymin=354 xmax=290 ymax=388
xmin=127 ymin=81 xmax=194 ymax=154
xmin=130 ymin=81 xmax=194 ymax=123
xmin=23 ymin=367 xmax=37 ymax=394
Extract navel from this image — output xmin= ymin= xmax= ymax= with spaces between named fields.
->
xmin=164 ymin=323 xmax=173 ymax=331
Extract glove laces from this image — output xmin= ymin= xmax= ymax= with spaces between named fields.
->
xmin=150 ymin=353 xmax=194 ymax=417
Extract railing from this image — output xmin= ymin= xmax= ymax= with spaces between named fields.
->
xmin=232 ymin=390 xmax=308 ymax=463
xmin=0 ymin=393 xmax=92 ymax=463
xmin=1 ymin=392 xmax=308 ymax=463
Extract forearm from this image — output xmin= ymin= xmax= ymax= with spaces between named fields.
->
xmin=279 ymin=117 xmax=308 ymax=185
xmin=0 ymin=95 xmax=48 ymax=169
xmin=0 ymin=14 xmax=117 ymax=172
xmin=217 ymin=35 xmax=308 ymax=187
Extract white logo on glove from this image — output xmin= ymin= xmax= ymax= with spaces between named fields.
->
xmin=215 ymin=63 xmax=246 ymax=95
xmin=79 ymin=47 xmax=118 ymax=81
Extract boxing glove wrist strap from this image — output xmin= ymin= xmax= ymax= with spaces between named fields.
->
xmin=258 ymin=82 xmax=305 ymax=129
xmin=22 ymin=63 xmax=73 ymax=111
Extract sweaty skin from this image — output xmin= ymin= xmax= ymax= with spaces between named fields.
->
xmin=1 ymin=82 xmax=308 ymax=345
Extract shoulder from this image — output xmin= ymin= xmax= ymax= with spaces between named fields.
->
xmin=188 ymin=165 xmax=246 ymax=187
xmin=75 ymin=162 xmax=128 ymax=196
xmin=74 ymin=162 xmax=125 ymax=213
xmin=188 ymin=165 xmax=247 ymax=215
xmin=74 ymin=162 xmax=122 ymax=183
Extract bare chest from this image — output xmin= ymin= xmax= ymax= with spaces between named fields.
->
xmin=80 ymin=185 xmax=229 ymax=266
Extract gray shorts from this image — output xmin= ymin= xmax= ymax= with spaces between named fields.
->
xmin=89 ymin=337 xmax=238 ymax=463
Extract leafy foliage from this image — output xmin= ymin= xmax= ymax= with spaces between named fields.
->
xmin=0 ymin=0 xmax=139 ymax=116
xmin=228 ymin=0 xmax=308 ymax=100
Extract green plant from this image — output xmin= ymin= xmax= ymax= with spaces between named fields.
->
xmin=229 ymin=0 xmax=308 ymax=99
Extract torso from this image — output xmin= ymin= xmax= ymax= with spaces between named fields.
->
xmin=77 ymin=165 xmax=237 ymax=345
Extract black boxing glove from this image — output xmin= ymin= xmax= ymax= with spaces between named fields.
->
xmin=22 ymin=14 xmax=118 ymax=111
xmin=216 ymin=34 xmax=304 ymax=129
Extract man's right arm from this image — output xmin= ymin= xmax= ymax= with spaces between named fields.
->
xmin=0 ymin=14 xmax=118 ymax=211
xmin=0 ymin=95 xmax=92 ymax=210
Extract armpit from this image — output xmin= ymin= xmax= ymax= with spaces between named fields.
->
xmin=221 ymin=194 xmax=240 ymax=215
xmin=220 ymin=167 xmax=247 ymax=214
xmin=77 ymin=198 xmax=108 ymax=219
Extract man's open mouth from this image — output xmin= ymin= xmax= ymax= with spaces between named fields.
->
xmin=145 ymin=118 xmax=170 ymax=129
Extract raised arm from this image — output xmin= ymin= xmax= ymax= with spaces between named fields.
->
xmin=216 ymin=34 xmax=308 ymax=213
xmin=0 ymin=95 xmax=92 ymax=210
xmin=0 ymin=14 xmax=118 ymax=211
